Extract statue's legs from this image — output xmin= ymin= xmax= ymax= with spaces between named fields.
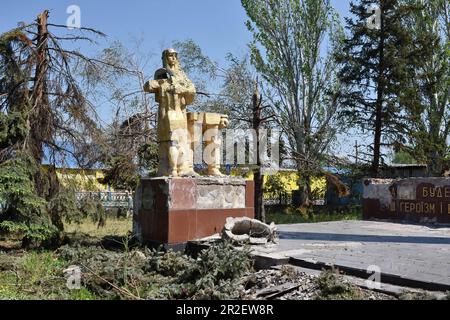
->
xmin=180 ymin=114 xmax=201 ymax=177
xmin=157 ymin=141 xmax=180 ymax=177
xmin=169 ymin=142 xmax=179 ymax=177
xmin=185 ymin=117 xmax=196 ymax=174
xmin=157 ymin=142 xmax=171 ymax=177
xmin=177 ymin=137 xmax=193 ymax=176
xmin=204 ymin=124 xmax=224 ymax=176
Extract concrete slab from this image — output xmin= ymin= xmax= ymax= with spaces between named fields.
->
xmin=250 ymin=221 xmax=450 ymax=291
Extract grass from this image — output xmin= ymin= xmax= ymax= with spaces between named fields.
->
xmin=64 ymin=217 xmax=132 ymax=238
xmin=0 ymin=218 xmax=132 ymax=300
xmin=266 ymin=207 xmax=362 ymax=225
xmin=0 ymin=217 xmax=133 ymax=251
xmin=0 ymin=250 xmax=98 ymax=300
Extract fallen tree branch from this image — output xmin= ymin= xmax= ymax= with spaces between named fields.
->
xmin=256 ymin=282 xmax=302 ymax=300
xmin=80 ymin=263 xmax=142 ymax=300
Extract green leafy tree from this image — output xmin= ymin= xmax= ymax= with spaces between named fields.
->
xmin=391 ymin=150 xmax=418 ymax=164
xmin=400 ymin=0 xmax=450 ymax=176
xmin=0 ymin=153 xmax=57 ymax=243
xmin=242 ymin=0 xmax=344 ymax=206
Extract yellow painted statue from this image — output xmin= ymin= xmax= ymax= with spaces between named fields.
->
xmin=144 ymin=48 xmax=195 ymax=177
xmin=187 ymin=112 xmax=229 ymax=176
xmin=144 ymin=48 xmax=228 ymax=177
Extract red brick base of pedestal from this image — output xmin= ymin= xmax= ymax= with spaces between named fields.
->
xmin=133 ymin=177 xmax=254 ymax=247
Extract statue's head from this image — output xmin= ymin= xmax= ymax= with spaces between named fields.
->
xmin=162 ymin=48 xmax=179 ymax=70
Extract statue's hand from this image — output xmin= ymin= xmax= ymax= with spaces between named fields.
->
xmin=144 ymin=80 xmax=160 ymax=92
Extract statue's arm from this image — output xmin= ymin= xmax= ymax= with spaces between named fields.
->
xmin=143 ymin=80 xmax=160 ymax=93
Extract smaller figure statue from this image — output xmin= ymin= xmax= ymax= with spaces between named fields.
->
xmin=187 ymin=112 xmax=229 ymax=176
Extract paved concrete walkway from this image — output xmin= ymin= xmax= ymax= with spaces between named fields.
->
xmin=251 ymin=221 xmax=450 ymax=291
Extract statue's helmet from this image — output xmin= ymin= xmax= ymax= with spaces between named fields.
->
xmin=162 ymin=48 xmax=178 ymax=60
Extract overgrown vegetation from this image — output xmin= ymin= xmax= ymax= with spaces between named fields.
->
xmin=0 ymin=241 xmax=252 ymax=300
xmin=0 ymin=250 xmax=96 ymax=300
xmin=315 ymin=268 xmax=363 ymax=300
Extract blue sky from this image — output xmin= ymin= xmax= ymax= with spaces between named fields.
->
xmin=1 ymin=0 xmax=351 ymax=66
xmin=1 ymin=1 xmax=364 ymax=159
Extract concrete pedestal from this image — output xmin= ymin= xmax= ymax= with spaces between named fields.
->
xmin=133 ymin=177 xmax=254 ymax=247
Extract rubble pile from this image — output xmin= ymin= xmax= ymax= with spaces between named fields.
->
xmin=239 ymin=267 xmax=396 ymax=300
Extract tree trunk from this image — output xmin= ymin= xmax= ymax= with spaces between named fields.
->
xmin=30 ymin=10 xmax=50 ymax=166
xmin=254 ymin=171 xmax=265 ymax=222
xmin=298 ymin=173 xmax=312 ymax=207
xmin=252 ymin=82 xmax=265 ymax=223
xmin=372 ymin=97 xmax=383 ymax=178
xmin=32 ymin=11 xmax=63 ymax=233
xmin=371 ymin=10 xmax=386 ymax=178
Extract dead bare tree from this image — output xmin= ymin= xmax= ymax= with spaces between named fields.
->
xmin=0 ymin=10 xmax=120 ymax=238
xmin=81 ymin=40 xmax=160 ymax=189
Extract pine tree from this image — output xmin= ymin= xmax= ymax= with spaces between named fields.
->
xmin=0 ymin=11 xmax=109 ymax=245
xmin=337 ymin=0 xmax=417 ymax=177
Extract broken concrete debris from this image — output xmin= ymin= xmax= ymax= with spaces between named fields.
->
xmin=222 ymin=217 xmax=279 ymax=245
